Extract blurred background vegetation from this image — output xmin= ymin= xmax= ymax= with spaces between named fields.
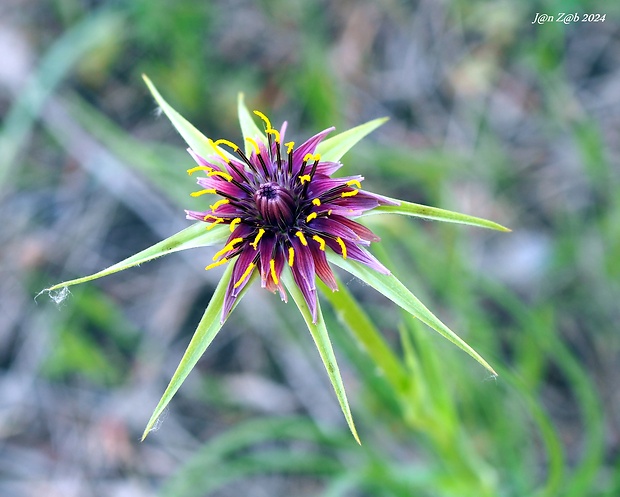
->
xmin=1 ymin=0 xmax=619 ymax=496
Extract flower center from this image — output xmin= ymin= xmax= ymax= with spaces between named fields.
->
xmin=254 ymin=182 xmax=296 ymax=227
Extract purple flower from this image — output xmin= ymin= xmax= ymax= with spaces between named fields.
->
xmin=185 ymin=111 xmax=397 ymax=323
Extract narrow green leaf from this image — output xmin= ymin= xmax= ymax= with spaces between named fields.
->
xmin=316 ymin=117 xmax=388 ymax=162
xmin=237 ymin=93 xmax=267 ymax=156
xmin=360 ymin=198 xmax=511 ymax=232
xmin=41 ymin=223 xmax=229 ymax=294
xmin=142 ymin=74 xmax=218 ymax=161
xmin=142 ymin=263 xmax=256 ymax=440
xmin=281 ymin=269 xmax=360 ymax=444
xmin=327 ymin=253 xmax=497 ymax=377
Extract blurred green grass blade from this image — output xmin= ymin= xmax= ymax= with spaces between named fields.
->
xmin=0 ymin=11 xmax=123 ymax=189
xmin=142 ymin=264 xmax=255 ymax=440
xmin=41 ymin=223 xmax=229 ymax=293
xmin=327 ymin=253 xmax=497 ymax=377
xmin=317 ymin=279 xmax=410 ymax=394
xmin=316 ymin=117 xmax=388 ymax=162
xmin=142 ymin=74 xmax=218 ymax=161
xmin=237 ymin=93 xmax=267 ymax=155
xmin=360 ymin=198 xmax=511 ymax=232
xmin=281 ymin=269 xmax=360 ymax=444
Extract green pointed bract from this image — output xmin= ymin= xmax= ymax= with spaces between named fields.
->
xmin=360 ymin=198 xmax=511 ymax=232
xmin=41 ymin=223 xmax=229 ymax=294
xmin=281 ymin=269 xmax=361 ymax=445
xmin=142 ymin=264 xmax=257 ymax=440
xmin=326 ymin=252 xmax=498 ymax=377
xmin=316 ymin=117 xmax=389 ymax=162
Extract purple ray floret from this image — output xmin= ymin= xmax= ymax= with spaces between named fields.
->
xmin=185 ymin=112 xmax=396 ymax=323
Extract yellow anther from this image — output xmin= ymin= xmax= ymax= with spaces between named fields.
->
xmin=303 ymin=153 xmax=314 ymax=163
xmin=245 ymin=137 xmax=261 ymax=155
xmin=191 ymin=189 xmax=216 ymax=197
xmin=253 ymin=110 xmax=272 ymax=131
xmin=295 ymin=231 xmax=308 ymax=246
xmin=328 ymin=209 xmax=333 ymax=216
xmin=210 ymin=198 xmax=230 ymax=211
xmin=229 ymin=218 xmax=242 ymax=232
xmin=313 ymin=153 xmax=321 ymax=161
xmin=346 ymin=179 xmax=362 ymax=189
xmin=203 ymin=214 xmax=222 ymax=221
xmin=266 ymin=128 xmax=280 ymax=143
xmin=212 ymin=237 xmax=243 ymax=261
xmin=214 ymin=139 xmax=240 ymax=152
xmin=341 ymin=189 xmax=359 ymax=198
xmin=312 ymin=235 xmax=326 ymax=251
xmin=206 ymin=218 xmax=225 ymax=230
xmin=234 ymin=262 xmax=255 ymax=288
xmin=285 ymin=141 xmax=295 ymax=154
xmin=209 ymin=139 xmax=233 ymax=162
xmin=250 ymin=228 xmax=265 ymax=249
xmin=205 ymin=257 xmax=229 ymax=271
xmin=336 ymin=237 xmax=347 ymax=259
xmin=269 ymin=259 xmax=279 ymax=284
xmin=208 ymin=170 xmax=233 ymax=182
xmin=288 ymin=247 xmax=295 ymax=267
xmin=312 ymin=198 xmax=321 ymax=206
xmin=187 ymin=166 xmax=212 ymax=175
xmin=306 ymin=212 xmax=317 ymax=223
xmin=299 ymin=174 xmax=311 ymax=184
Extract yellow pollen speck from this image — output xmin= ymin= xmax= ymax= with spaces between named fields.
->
xmin=266 ymin=128 xmax=280 ymax=143
xmin=299 ymin=174 xmax=311 ymax=184
xmin=187 ymin=166 xmax=212 ymax=175
xmin=295 ymin=231 xmax=308 ymax=246
xmin=234 ymin=262 xmax=255 ymax=288
xmin=346 ymin=179 xmax=362 ymax=188
xmin=288 ymin=247 xmax=295 ymax=267
xmin=250 ymin=228 xmax=265 ymax=249
xmin=341 ymin=189 xmax=359 ymax=198
xmin=208 ymin=170 xmax=233 ymax=182
xmin=214 ymin=138 xmax=240 ymax=152
xmin=306 ymin=212 xmax=317 ymax=223
xmin=327 ymin=210 xmax=333 ymax=216
xmin=336 ymin=237 xmax=347 ymax=259
xmin=229 ymin=218 xmax=242 ymax=232
xmin=312 ymin=235 xmax=326 ymax=251
xmin=210 ymin=198 xmax=230 ymax=211
xmin=245 ymin=137 xmax=260 ymax=155
xmin=269 ymin=259 xmax=279 ymax=284
xmin=285 ymin=141 xmax=295 ymax=154
xmin=205 ymin=257 xmax=228 ymax=271
xmin=191 ymin=189 xmax=216 ymax=197
xmin=253 ymin=110 xmax=272 ymax=131
xmin=312 ymin=198 xmax=321 ymax=206
xmin=206 ymin=218 xmax=225 ymax=230
xmin=212 ymin=237 xmax=243 ymax=261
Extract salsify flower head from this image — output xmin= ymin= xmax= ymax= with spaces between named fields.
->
xmin=184 ymin=111 xmax=397 ymax=324
xmin=41 ymin=76 xmax=510 ymax=443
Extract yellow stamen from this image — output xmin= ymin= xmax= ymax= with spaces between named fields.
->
xmin=203 ymin=214 xmax=222 ymax=221
xmin=212 ymin=237 xmax=243 ymax=261
xmin=299 ymin=174 xmax=311 ymax=184
xmin=245 ymin=137 xmax=260 ymax=155
xmin=295 ymin=231 xmax=308 ymax=246
xmin=210 ymin=198 xmax=230 ymax=211
xmin=206 ymin=218 xmax=225 ymax=230
xmin=234 ymin=262 xmax=255 ymax=288
xmin=336 ymin=237 xmax=347 ymax=259
xmin=303 ymin=153 xmax=314 ymax=163
xmin=208 ymin=170 xmax=233 ymax=182
xmin=229 ymin=218 xmax=242 ymax=232
xmin=288 ymin=247 xmax=295 ymax=267
xmin=312 ymin=198 xmax=321 ymax=206
xmin=266 ymin=128 xmax=280 ymax=143
xmin=250 ymin=228 xmax=265 ymax=249
xmin=191 ymin=189 xmax=216 ymax=197
xmin=209 ymin=139 xmax=233 ymax=162
xmin=205 ymin=257 xmax=228 ymax=271
xmin=346 ymin=179 xmax=362 ymax=189
xmin=285 ymin=141 xmax=295 ymax=153
xmin=269 ymin=259 xmax=279 ymax=284
xmin=306 ymin=212 xmax=317 ymax=223
xmin=187 ymin=166 xmax=212 ymax=175
xmin=341 ymin=189 xmax=359 ymax=198
xmin=213 ymin=138 xmax=240 ymax=152
xmin=312 ymin=235 xmax=326 ymax=251
xmin=253 ymin=110 xmax=272 ymax=131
